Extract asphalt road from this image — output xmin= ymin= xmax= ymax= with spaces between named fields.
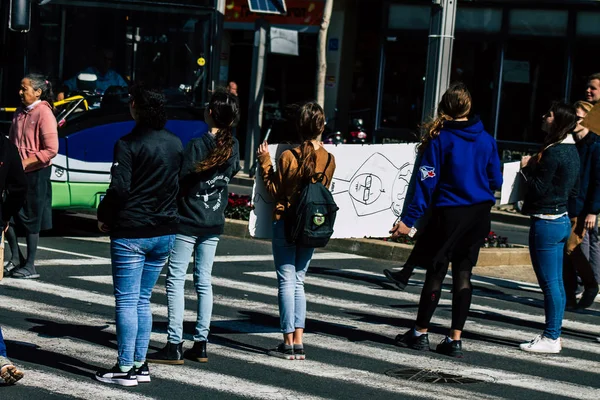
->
xmin=0 ymin=214 xmax=598 ymax=399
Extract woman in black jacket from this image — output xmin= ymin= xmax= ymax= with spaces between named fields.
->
xmin=147 ymin=90 xmax=240 ymax=365
xmin=519 ymin=102 xmax=579 ymax=354
xmin=0 ymin=135 xmax=27 ymax=384
xmin=95 ymin=84 xmax=183 ymax=386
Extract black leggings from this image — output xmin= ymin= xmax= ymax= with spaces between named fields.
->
xmin=415 ymin=258 xmax=474 ymax=331
xmin=412 ymin=203 xmax=491 ymax=332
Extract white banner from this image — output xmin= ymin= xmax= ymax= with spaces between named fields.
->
xmin=249 ymin=143 xmax=418 ymax=239
xmin=500 ymin=161 xmax=526 ymax=205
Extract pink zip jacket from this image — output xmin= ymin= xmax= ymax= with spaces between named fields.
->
xmin=9 ymin=100 xmax=58 ymax=173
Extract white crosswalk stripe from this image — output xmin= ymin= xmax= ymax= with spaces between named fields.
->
xmin=1 ymin=241 xmax=599 ymax=399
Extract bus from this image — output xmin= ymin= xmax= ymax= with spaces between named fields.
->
xmin=0 ymin=0 xmax=222 ymax=209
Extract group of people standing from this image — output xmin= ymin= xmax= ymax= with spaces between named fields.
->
xmin=1 ymin=72 xmax=599 ymax=387
xmin=385 ymin=74 xmax=600 ymax=356
xmin=90 ymin=83 xmax=334 ymax=386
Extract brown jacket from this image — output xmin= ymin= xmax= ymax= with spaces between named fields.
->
xmin=259 ymin=146 xmax=336 ymax=220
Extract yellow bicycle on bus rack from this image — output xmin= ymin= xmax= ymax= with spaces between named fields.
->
xmin=1 ymin=95 xmax=90 ymax=128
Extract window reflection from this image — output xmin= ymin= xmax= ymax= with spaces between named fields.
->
xmin=380 ymin=34 xmax=427 ymax=135
xmin=498 ymin=38 xmax=566 ymax=142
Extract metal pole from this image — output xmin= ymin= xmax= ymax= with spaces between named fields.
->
xmin=244 ymin=18 xmax=269 ymax=174
xmin=58 ymin=8 xmax=66 ymax=81
xmin=212 ymin=0 xmax=226 ymax=90
xmin=421 ymin=0 xmax=457 ymax=122
xmin=492 ymin=44 xmax=505 ymax=139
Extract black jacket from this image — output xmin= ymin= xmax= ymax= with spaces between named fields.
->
xmin=177 ymin=133 xmax=240 ymax=236
xmin=522 ymin=143 xmax=580 ymax=216
xmin=98 ymin=126 xmax=183 ymax=238
xmin=568 ymin=132 xmax=600 ymax=217
xmin=0 ymin=136 xmax=27 ymax=226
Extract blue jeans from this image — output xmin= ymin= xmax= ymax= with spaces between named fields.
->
xmin=529 ymin=216 xmax=571 ymax=340
xmin=166 ymin=234 xmax=219 ymax=343
xmin=112 ymin=235 xmax=175 ymax=367
xmin=272 ymin=221 xmax=315 ymax=334
xmin=0 ymin=327 xmax=6 ymax=358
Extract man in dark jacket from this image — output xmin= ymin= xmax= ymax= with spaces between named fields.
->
xmin=0 ymin=135 xmax=27 ymax=384
xmin=565 ymin=108 xmax=600 ymax=309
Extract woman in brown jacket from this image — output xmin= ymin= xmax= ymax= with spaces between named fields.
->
xmin=257 ymin=101 xmax=336 ymax=360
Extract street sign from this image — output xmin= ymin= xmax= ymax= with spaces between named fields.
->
xmin=247 ymin=0 xmax=287 ymax=15
xmin=270 ymin=27 xmax=298 ymax=56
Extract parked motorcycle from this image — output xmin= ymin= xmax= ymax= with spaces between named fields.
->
xmin=348 ymin=118 xmax=368 ymax=144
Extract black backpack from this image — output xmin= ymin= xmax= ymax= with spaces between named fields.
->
xmin=285 ymin=151 xmax=339 ymax=248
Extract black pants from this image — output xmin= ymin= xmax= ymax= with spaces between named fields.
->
xmin=563 ymin=217 xmax=599 ymax=303
xmin=414 ymin=202 xmax=491 ymax=331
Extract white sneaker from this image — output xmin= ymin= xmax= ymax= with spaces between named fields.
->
xmin=519 ymin=334 xmax=561 ymax=354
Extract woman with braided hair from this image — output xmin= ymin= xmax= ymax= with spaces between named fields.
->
xmin=147 ymin=89 xmax=241 ymax=365
xmin=390 ymin=82 xmax=503 ymax=358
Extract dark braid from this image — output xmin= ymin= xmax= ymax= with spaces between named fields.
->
xmin=195 ymin=89 xmax=240 ymax=173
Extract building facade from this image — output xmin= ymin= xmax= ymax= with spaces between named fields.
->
xmin=336 ymin=0 xmax=600 ymax=149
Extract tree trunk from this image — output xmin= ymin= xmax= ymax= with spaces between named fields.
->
xmin=316 ymin=0 xmax=334 ymax=109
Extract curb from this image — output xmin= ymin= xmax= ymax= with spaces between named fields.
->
xmin=223 ymin=219 xmax=532 ymax=267
xmin=490 ymin=209 xmax=530 ymax=227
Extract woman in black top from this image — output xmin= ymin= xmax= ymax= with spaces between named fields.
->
xmin=147 ymin=90 xmax=241 ymax=365
xmin=95 ymin=84 xmax=183 ymax=386
xmin=0 ymin=135 xmax=27 ymax=384
xmin=519 ymin=102 xmax=579 ymax=354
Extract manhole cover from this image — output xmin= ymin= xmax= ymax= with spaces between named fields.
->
xmin=385 ymin=368 xmax=485 ymax=384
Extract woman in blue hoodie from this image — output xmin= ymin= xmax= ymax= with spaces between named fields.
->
xmin=390 ymin=82 xmax=503 ymax=358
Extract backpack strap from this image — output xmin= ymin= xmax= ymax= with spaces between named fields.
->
xmin=291 ymin=147 xmax=331 ymax=184
xmin=313 ymin=152 xmax=332 ymax=184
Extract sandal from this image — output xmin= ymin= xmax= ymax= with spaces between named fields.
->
xmin=11 ymin=268 xmax=40 ymax=280
xmin=3 ymin=261 xmax=19 ymax=277
xmin=0 ymin=364 xmax=24 ymax=385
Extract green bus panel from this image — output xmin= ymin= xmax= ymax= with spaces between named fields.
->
xmin=51 ymin=182 xmax=109 ymax=209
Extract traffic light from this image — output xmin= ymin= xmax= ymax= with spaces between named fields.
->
xmin=9 ymin=0 xmax=32 ymax=32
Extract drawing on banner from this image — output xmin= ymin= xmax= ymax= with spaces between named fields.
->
xmin=249 ymin=143 xmax=418 ymax=239
xmin=329 ymin=153 xmax=412 ymax=218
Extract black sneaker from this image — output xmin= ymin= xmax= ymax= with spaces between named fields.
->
xmin=383 ymin=267 xmax=412 ymax=290
xmin=183 ymin=341 xmax=208 ymax=363
xmin=147 ymin=342 xmax=184 ymax=365
xmin=394 ymin=329 xmax=430 ymax=351
xmin=95 ymin=364 xmax=138 ymax=387
xmin=293 ymin=344 xmax=306 ymax=360
xmin=267 ymin=343 xmax=295 ymax=360
xmin=134 ymin=362 xmax=150 ymax=383
xmin=436 ymin=338 xmax=464 ymax=358
xmin=577 ymin=286 xmax=599 ymax=309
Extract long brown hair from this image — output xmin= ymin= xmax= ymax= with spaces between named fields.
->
xmin=294 ymin=101 xmax=325 ymax=182
xmin=419 ymin=82 xmax=472 ymax=153
xmin=195 ymin=90 xmax=240 ymax=172
xmin=536 ymin=102 xmax=578 ymax=162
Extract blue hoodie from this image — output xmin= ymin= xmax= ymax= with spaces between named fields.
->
xmin=402 ymin=117 xmax=503 ymax=228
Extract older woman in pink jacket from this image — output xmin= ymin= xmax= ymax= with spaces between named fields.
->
xmin=4 ymin=74 xmax=58 ymax=279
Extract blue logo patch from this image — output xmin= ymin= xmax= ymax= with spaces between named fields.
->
xmin=419 ymin=166 xmax=436 ymax=181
